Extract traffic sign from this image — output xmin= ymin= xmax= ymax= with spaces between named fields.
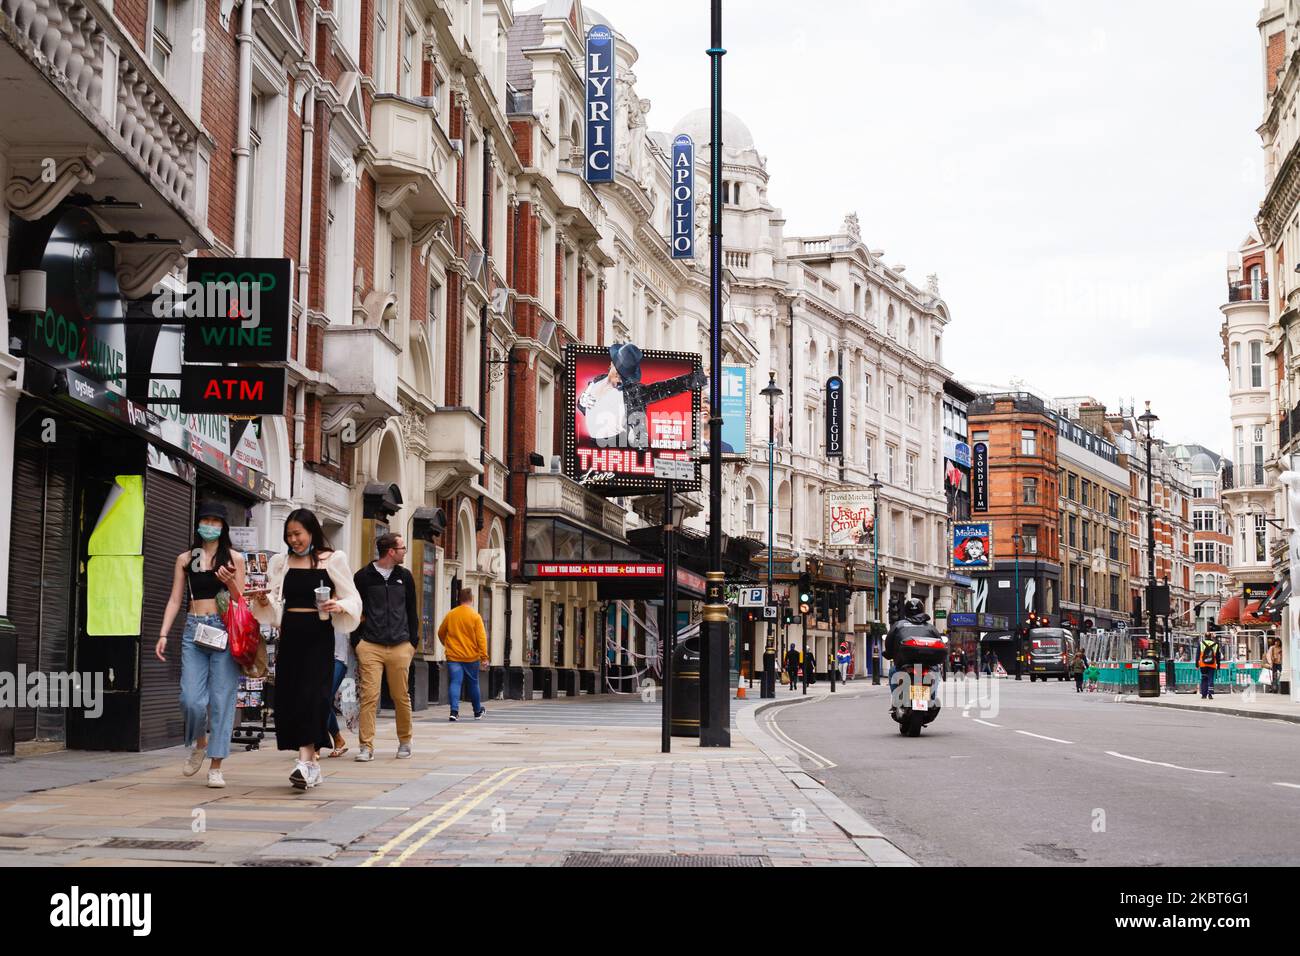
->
xmin=653 ymin=457 xmax=693 ymax=481
xmin=738 ymin=587 xmax=766 ymax=607
xmin=763 ymin=605 xmax=778 ymax=619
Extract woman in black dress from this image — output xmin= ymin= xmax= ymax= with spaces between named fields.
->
xmin=250 ymin=509 xmax=361 ymax=790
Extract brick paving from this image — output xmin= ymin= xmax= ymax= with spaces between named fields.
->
xmin=0 ymin=688 xmax=879 ymax=866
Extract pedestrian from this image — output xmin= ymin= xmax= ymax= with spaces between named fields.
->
xmin=805 ymin=648 xmax=816 ymax=686
xmin=784 ymin=643 xmax=799 ymax=691
xmin=1070 ymin=646 xmax=1088 ymax=693
xmin=1267 ymin=637 xmax=1283 ymax=693
xmin=352 ymin=533 xmax=419 ymax=760
xmin=837 ymin=641 xmax=852 ymax=682
xmin=325 ymin=626 xmax=351 ymax=758
xmin=250 ymin=509 xmax=362 ymax=790
xmin=156 ymin=502 xmax=246 ymax=789
xmin=437 ymin=588 xmax=489 ymax=721
xmin=1197 ymin=628 xmax=1223 ymax=700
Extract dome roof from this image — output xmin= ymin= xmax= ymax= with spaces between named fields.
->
xmin=583 ymin=6 xmax=613 ymax=29
xmin=673 ymin=108 xmax=755 ymax=150
xmin=1190 ymin=452 xmax=1218 ymax=474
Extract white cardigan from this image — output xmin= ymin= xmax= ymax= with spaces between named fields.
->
xmin=250 ymin=550 xmax=363 ymax=634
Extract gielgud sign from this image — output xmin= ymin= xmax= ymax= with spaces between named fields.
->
xmin=564 ymin=343 xmax=704 ymax=496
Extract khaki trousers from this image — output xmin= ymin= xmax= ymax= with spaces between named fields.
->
xmin=357 ymin=640 xmax=416 ymax=750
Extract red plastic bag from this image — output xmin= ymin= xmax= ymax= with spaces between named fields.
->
xmin=224 ymin=593 xmax=260 ymax=667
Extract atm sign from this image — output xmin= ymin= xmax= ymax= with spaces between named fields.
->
xmin=181 ymin=366 xmax=286 ymax=415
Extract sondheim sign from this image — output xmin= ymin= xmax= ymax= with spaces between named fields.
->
xmin=585 ymin=25 xmax=615 ymax=183
xmin=671 ymin=135 xmax=694 ymax=258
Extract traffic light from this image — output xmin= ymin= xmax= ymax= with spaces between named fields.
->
xmin=797 ymin=573 xmax=813 ymax=616
xmin=783 ymin=605 xmax=796 ymax=625
xmin=887 ymin=593 xmax=902 ymax=626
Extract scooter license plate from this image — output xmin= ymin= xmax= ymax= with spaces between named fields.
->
xmin=910 ymin=685 xmax=929 ymax=709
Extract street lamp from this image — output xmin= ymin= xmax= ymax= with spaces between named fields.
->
xmin=869 ymin=473 xmax=884 ymax=685
xmin=760 ymin=371 xmax=783 ymax=699
xmin=1013 ymin=530 xmax=1022 ymax=680
xmin=1138 ymin=401 xmax=1160 ymax=660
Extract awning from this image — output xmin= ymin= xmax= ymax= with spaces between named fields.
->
xmin=1218 ymin=593 xmax=1274 ymax=626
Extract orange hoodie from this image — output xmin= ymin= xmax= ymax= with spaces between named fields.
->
xmin=437 ymin=604 xmax=489 ymax=663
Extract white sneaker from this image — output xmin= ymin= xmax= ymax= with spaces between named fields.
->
xmin=290 ymin=760 xmax=310 ymax=790
xmin=355 ymin=746 xmax=374 ymax=762
xmin=183 ymin=746 xmax=206 ymax=777
xmin=306 ymin=763 xmax=322 ymax=788
xmin=207 ymin=769 xmax=226 ymax=788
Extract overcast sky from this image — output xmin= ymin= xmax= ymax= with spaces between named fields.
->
xmin=582 ymin=0 xmax=1264 ymax=455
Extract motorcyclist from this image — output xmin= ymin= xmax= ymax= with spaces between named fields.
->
xmin=883 ymin=597 xmax=948 ymax=716
xmin=883 ymin=597 xmax=946 ymax=665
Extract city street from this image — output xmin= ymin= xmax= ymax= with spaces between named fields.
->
xmin=769 ymin=679 xmax=1300 ymax=866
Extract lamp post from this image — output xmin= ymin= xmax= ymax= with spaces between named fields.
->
xmin=1013 ymin=530 xmax=1023 ymax=680
xmin=870 ymin=473 xmax=883 ymax=684
xmin=1138 ymin=401 xmax=1160 ymax=660
xmin=661 ymin=481 xmax=684 ymax=753
xmin=700 ymin=0 xmax=730 ymax=746
xmin=761 ymin=372 xmax=782 ymax=698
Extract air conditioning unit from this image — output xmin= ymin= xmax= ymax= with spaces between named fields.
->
xmin=550 ymin=455 xmax=562 ymax=474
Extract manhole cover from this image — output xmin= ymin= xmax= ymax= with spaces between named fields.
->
xmin=563 ymin=853 xmax=769 ymax=867
xmin=1023 ymin=843 xmax=1084 ymax=862
xmin=238 ymin=858 xmax=323 ymax=867
xmin=101 ymin=838 xmax=204 ymax=851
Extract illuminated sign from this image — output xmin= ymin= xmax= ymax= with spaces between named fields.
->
xmin=180 ymin=365 xmax=286 ymax=415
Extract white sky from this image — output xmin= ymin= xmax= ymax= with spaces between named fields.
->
xmin=580 ymin=0 xmax=1265 ymax=455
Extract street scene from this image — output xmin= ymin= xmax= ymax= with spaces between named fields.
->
xmin=0 ymin=0 xmax=1293 ymax=927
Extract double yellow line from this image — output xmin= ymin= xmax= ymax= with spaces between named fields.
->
xmin=361 ymin=753 xmax=762 ymax=866
xmin=361 ymin=766 xmax=530 ymax=867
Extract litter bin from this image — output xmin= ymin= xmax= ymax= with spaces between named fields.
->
xmin=671 ymin=636 xmax=701 ymax=738
xmin=1137 ymin=657 xmax=1160 ymax=698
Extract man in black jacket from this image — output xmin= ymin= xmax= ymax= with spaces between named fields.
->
xmin=352 ymin=533 xmax=420 ymax=762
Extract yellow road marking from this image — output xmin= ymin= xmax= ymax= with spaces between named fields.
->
xmin=360 ymin=767 xmax=516 ymax=867
xmin=390 ymin=767 xmax=532 ymax=866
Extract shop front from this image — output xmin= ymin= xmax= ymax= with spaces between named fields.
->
xmin=5 ymin=206 xmax=277 ymax=754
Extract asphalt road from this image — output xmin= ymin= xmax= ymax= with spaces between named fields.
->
xmin=768 ymin=678 xmax=1300 ymax=866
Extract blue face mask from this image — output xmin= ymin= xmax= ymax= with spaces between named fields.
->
xmin=197 ymin=525 xmax=222 ymax=542
xmin=290 ymin=543 xmax=314 ymax=557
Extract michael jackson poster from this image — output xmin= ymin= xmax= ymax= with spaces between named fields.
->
xmin=565 ymin=343 xmax=704 ymax=496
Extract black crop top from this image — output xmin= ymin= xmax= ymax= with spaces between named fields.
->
xmin=187 ymin=567 xmax=222 ymax=601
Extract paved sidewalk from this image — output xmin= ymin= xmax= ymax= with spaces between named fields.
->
xmin=0 ymin=683 xmax=892 ymax=867
xmin=1128 ymin=689 xmax=1300 ymax=724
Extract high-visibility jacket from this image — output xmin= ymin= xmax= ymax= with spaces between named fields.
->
xmin=1197 ymin=640 xmax=1221 ymax=670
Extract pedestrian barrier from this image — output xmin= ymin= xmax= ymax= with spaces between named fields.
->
xmin=1093 ymin=661 xmax=1263 ymax=695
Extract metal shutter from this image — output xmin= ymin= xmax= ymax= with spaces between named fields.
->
xmin=138 ymin=469 xmax=193 ymax=751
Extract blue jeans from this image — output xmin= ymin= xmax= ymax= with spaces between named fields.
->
xmin=327 ymin=659 xmax=348 ymax=737
xmin=447 ymin=661 xmax=482 ymax=715
xmin=180 ymin=613 xmax=242 ymax=759
xmin=1200 ymin=670 xmax=1215 ymax=697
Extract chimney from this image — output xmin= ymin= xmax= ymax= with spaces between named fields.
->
xmin=1076 ymin=401 xmax=1108 ymax=436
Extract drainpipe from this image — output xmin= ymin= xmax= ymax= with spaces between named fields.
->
xmin=232 ymin=0 xmax=255 ymax=257
xmin=480 ymin=135 xmax=492 ymax=468
xmin=293 ymin=1 xmax=319 ymax=495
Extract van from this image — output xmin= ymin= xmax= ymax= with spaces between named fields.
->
xmin=1026 ymin=628 xmax=1075 ymax=682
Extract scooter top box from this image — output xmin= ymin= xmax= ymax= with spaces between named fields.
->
xmin=893 ymin=635 xmax=949 ymax=667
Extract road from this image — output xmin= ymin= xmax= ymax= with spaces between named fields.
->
xmin=768 ymin=678 xmax=1300 ymax=865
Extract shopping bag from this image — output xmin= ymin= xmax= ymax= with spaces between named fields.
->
xmin=1259 ymin=668 xmax=1273 ymax=686
xmin=337 ymin=677 xmax=360 ymax=732
xmin=239 ymin=635 xmax=268 ymax=679
xmin=225 ymin=593 xmax=260 ymax=667
xmin=780 ymin=671 xmax=790 ymax=686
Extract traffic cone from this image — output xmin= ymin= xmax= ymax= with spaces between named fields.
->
xmin=736 ymin=670 xmax=747 ymax=699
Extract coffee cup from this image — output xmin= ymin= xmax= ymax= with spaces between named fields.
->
xmin=314 ymin=586 xmax=332 ymax=620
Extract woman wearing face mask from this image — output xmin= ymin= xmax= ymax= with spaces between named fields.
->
xmin=157 ymin=502 xmax=246 ymax=788
xmin=249 ymin=509 xmax=361 ymax=790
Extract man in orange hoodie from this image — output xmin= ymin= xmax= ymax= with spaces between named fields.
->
xmin=437 ymin=588 xmax=489 ymax=721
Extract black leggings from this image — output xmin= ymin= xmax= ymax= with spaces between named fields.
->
xmin=1074 ymin=673 xmax=1084 ymax=692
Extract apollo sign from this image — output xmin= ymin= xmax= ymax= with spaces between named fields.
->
xmin=585 ymin=25 xmax=615 ymax=184
xmin=671 ymin=135 xmax=694 ymax=259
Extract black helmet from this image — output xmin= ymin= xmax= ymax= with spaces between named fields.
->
xmin=902 ymin=597 xmax=925 ymax=617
